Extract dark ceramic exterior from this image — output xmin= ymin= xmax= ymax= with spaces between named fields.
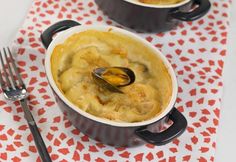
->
xmin=95 ymin=0 xmax=211 ymax=32
xmin=41 ymin=20 xmax=187 ymax=147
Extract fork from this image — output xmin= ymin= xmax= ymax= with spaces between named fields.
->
xmin=0 ymin=47 xmax=52 ymax=162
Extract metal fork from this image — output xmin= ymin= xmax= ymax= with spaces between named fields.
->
xmin=0 ymin=47 xmax=52 ymax=162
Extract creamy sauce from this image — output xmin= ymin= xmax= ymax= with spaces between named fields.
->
xmin=51 ymin=30 xmax=172 ymax=123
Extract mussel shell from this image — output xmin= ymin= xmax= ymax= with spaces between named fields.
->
xmin=91 ymin=67 xmax=135 ymax=93
xmin=92 ymin=73 xmax=123 ymax=93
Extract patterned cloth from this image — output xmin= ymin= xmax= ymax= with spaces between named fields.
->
xmin=0 ymin=0 xmax=231 ymax=161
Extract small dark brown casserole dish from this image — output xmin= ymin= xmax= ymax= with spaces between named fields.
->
xmin=41 ymin=20 xmax=187 ymax=147
xmin=95 ymin=0 xmax=211 ymax=32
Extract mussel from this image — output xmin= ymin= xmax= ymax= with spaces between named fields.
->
xmin=92 ymin=67 xmax=135 ymax=93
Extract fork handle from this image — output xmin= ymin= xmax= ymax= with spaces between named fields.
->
xmin=20 ymin=99 xmax=52 ymax=162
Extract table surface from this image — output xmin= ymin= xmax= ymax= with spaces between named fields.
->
xmin=0 ymin=1 xmax=235 ymax=161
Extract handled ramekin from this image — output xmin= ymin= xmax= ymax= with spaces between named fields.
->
xmin=41 ymin=20 xmax=187 ymax=147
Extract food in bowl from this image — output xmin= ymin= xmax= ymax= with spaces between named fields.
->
xmin=42 ymin=20 xmax=187 ymax=146
xmin=138 ymin=0 xmax=184 ymax=5
xmin=51 ymin=29 xmax=172 ymax=123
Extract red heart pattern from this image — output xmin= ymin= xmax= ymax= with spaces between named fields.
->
xmin=0 ymin=0 xmax=231 ymax=161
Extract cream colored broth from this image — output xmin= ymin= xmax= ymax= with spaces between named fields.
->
xmin=51 ymin=30 xmax=172 ymax=122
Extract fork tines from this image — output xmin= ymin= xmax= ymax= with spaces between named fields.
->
xmin=0 ymin=47 xmax=24 ymax=90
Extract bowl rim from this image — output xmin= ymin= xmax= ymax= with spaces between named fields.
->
xmin=122 ymin=0 xmax=191 ymax=8
xmin=45 ymin=25 xmax=178 ymax=127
